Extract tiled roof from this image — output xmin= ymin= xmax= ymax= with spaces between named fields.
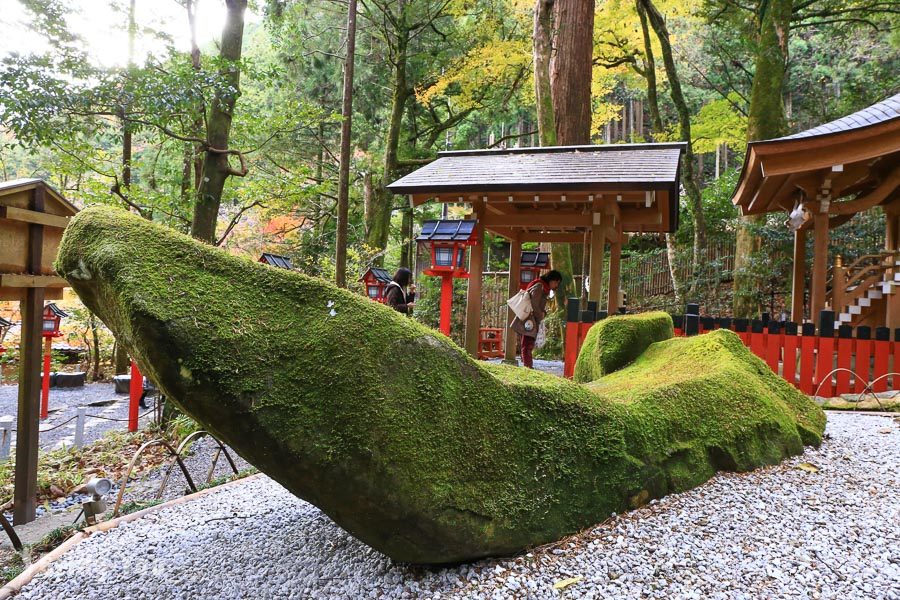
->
xmin=416 ymin=220 xmax=477 ymax=242
xmin=258 ymin=253 xmax=293 ymax=270
xmin=388 ymin=143 xmax=685 ymax=194
xmin=777 ymin=92 xmax=900 ymax=141
xmin=521 ymin=251 xmax=550 ymax=267
xmin=367 ymin=267 xmax=393 ymax=283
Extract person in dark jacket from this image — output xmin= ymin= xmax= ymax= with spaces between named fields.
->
xmin=384 ymin=267 xmax=416 ymax=314
xmin=510 ymin=270 xmax=562 ymax=368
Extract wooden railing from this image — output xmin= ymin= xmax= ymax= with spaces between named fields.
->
xmin=828 ymin=250 xmax=899 ymax=314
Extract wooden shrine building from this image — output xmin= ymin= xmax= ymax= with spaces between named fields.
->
xmin=733 ymin=92 xmax=900 ymax=330
xmin=388 ymin=143 xmax=685 ymax=359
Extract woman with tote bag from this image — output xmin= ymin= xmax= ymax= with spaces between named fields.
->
xmin=509 ymin=270 xmax=562 ymax=368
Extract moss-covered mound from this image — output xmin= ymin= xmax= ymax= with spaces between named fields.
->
xmin=574 ymin=311 xmax=674 ymax=382
xmin=56 ymin=207 xmax=825 ymax=564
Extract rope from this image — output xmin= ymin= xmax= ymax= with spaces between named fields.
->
xmin=37 ymin=415 xmax=79 ymax=432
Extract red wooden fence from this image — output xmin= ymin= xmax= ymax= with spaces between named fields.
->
xmin=565 ymin=309 xmax=898 ymax=396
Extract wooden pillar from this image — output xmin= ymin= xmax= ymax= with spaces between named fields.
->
xmin=885 ymin=210 xmax=900 ymax=329
xmin=504 ymin=235 xmax=522 ymax=363
xmin=14 ymin=186 xmax=45 ymax=525
xmin=791 ymin=227 xmax=806 ymax=323
xmin=588 ymin=211 xmax=605 ymax=304
xmin=464 ymin=201 xmax=486 ymax=357
xmin=810 ymin=211 xmax=829 ymax=326
xmin=607 ymin=235 xmax=622 ymax=314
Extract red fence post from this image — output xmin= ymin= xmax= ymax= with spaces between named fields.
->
xmin=734 ymin=319 xmax=750 ymax=346
xmin=872 ymin=327 xmax=891 ymax=393
xmin=815 ymin=311 xmax=836 ymax=398
xmin=749 ymin=320 xmax=766 ymax=360
xmin=835 ymin=325 xmax=853 ymax=395
xmin=765 ymin=322 xmax=782 ymax=374
xmin=799 ymin=323 xmax=816 ymax=395
xmin=853 ymin=326 xmax=872 ymax=394
xmin=782 ymin=322 xmax=799 ymax=387
xmin=129 ymin=360 xmax=142 ymax=433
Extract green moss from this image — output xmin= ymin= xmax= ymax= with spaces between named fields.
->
xmin=55 ymin=206 xmax=825 ymax=564
xmin=573 ymin=311 xmax=674 ymax=382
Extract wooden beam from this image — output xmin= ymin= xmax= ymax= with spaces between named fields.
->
xmin=607 ymin=238 xmax=622 ymax=314
xmin=759 ymin=127 xmax=900 ymax=178
xmin=791 ymin=228 xmax=806 ymax=323
xmin=620 ymin=209 xmax=662 ymax=227
xmin=481 ymin=213 xmax=592 ymax=228
xmin=0 ymin=274 xmax=68 ymax=288
xmin=0 ymin=206 xmax=70 ymax=228
xmin=828 ymin=166 xmax=900 ymax=215
xmin=747 ymin=173 xmax=790 ymax=214
xmin=810 ymin=210 xmax=830 ymax=326
xmin=14 ymin=184 xmax=45 ymax=525
xmin=588 ymin=213 xmax=605 ymax=304
xmin=504 ymin=235 xmax=521 ymax=363
xmin=519 ymin=233 xmax=586 ymax=243
xmin=464 ymin=202 xmax=486 ymax=357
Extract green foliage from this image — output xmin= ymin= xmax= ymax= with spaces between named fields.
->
xmin=574 ymin=312 xmax=674 ymax=382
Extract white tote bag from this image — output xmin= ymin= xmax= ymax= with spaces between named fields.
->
xmin=506 ymin=289 xmax=533 ymax=321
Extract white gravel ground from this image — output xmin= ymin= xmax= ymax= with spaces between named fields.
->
xmin=15 ymin=412 xmax=900 ymax=599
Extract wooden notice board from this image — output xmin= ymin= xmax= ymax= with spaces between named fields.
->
xmin=0 ymin=179 xmax=78 ymax=524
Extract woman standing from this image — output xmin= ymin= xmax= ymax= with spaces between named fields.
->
xmin=384 ymin=267 xmax=416 ymax=314
xmin=510 ymin=270 xmax=562 ymax=369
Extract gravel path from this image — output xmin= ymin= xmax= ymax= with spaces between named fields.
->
xmin=0 ymin=383 xmax=151 ymax=452
xmin=15 ymin=412 xmax=900 ymax=599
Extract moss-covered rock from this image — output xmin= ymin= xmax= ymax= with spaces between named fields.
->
xmin=55 ymin=207 xmax=825 ymax=564
xmin=573 ymin=311 xmax=674 ymax=382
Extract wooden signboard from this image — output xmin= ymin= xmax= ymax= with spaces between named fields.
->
xmin=0 ymin=179 xmax=77 ymax=524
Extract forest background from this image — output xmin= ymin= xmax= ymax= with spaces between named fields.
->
xmin=0 ymin=0 xmax=898 ymax=375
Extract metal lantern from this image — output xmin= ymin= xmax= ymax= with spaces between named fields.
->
xmin=359 ymin=267 xmax=393 ymax=303
xmin=417 ymin=220 xmax=479 ymax=335
xmin=419 ymin=220 xmax=477 ymax=279
xmin=42 ymin=303 xmax=67 ymax=338
xmin=519 ymin=250 xmax=550 ymax=290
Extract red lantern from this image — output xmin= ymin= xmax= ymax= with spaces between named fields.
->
xmin=42 ymin=303 xmax=67 ymax=338
xmin=359 ymin=267 xmax=393 ymax=303
xmin=520 ymin=251 xmax=550 ymax=290
xmin=417 ymin=220 xmax=478 ymax=335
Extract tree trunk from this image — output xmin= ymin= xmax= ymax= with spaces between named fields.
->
xmin=550 ymin=0 xmax=594 ymax=145
xmin=733 ymin=0 xmax=792 ymax=318
xmin=366 ymin=0 xmax=408 ymax=259
xmin=120 ymin=0 xmax=136 ymax=208
xmin=335 ymin=0 xmax=358 ymax=287
xmin=400 ymin=206 xmax=413 ymax=269
xmin=639 ymin=0 xmax=706 ymax=296
xmin=191 ymin=0 xmax=248 ymax=244
xmin=533 ymin=0 xmax=556 ymax=146
xmin=637 ymin=0 xmax=679 ymax=299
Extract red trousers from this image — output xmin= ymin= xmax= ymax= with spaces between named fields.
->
xmin=521 ymin=335 xmax=536 ymax=368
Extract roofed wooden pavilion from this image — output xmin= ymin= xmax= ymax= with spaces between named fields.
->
xmin=733 ymin=93 xmax=900 ymax=329
xmin=388 ymin=143 xmax=685 ymax=358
